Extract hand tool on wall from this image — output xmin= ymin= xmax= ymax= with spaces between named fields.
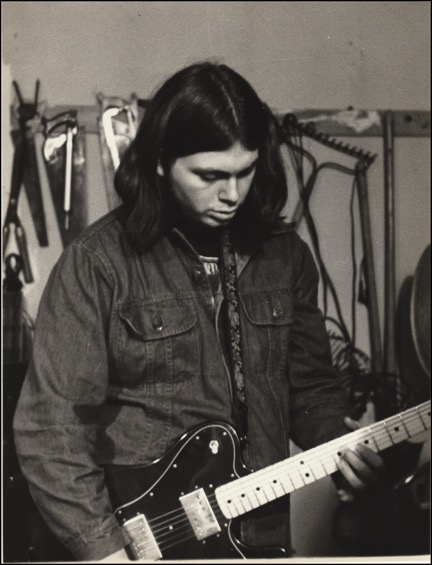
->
xmin=96 ymin=93 xmax=145 ymax=210
xmin=42 ymin=110 xmax=88 ymax=247
xmin=3 ymin=128 xmax=35 ymax=283
xmin=9 ymin=80 xmax=48 ymax=247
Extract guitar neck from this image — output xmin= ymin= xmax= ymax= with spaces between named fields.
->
xmin=215 ymin=400 xmax=430 ymax=519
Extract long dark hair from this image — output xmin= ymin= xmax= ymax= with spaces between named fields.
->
xmin=114 ymin=61 xmax=288 ymax=252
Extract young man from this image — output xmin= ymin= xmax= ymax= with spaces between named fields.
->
xmin=13 ymin=62 xmax=383 ymax=562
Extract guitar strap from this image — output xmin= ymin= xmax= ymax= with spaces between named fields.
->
xmin=220 ymin=229 xmax=248 ymax=448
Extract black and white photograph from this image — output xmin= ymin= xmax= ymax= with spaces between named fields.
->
xmin=2 ymin=2 xmax=430 ymax=563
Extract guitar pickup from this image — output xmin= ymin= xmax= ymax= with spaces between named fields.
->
xmin=180 ymin=488 xmax=221 ymax=540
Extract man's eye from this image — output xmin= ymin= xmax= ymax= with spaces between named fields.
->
xmin=198 ymin=173 xmax=219 ymax=182
xmin=238 ymin=167 xmax=256 ymax=178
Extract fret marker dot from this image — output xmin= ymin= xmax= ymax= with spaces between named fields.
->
xmin=364 ymin=440 xmax=369 ymax=444
xmin=241 ymin=494 xmax=245 ymax=498
xmin=256 ymin=487 xmax=260 ymax=491
xmin=300 ymin=461 xmax=304 ymax=465
xmin=337 ymin=452 xmax=342 ymax=456
xmin=305 ymin=473 xmax=310 ymax=477
xmin=394 ymin=427 xmax=399 ymax=432
xmin=273 ymin=480 xmax=277 ymax=483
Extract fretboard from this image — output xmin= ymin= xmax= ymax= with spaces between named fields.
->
xmin=215 ymin=400 xmax=430 ymax=519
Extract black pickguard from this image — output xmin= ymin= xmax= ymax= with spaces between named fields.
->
xmin=104 ymin=421 xmax=287 ymax=560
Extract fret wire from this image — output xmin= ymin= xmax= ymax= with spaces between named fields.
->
xmin=367 ymin=426 xmax=380 ymax=450
xmin=415 ymin=404 xmax=430 ymax=428
xmin=398 ymin=413 xmax=411 ymax=437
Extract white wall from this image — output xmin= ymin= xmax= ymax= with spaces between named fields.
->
xmin=2 ymin=1 xmax=430 ymax=558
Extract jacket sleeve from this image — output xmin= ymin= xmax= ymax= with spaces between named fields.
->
xmin=13 ymin=242 xmax=130 ymax=561
xmin=288 ymin=235 xmax=353 ymax=450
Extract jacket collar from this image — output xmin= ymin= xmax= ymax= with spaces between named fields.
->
xmin=170 ymin=218 xmax=295 ymax=278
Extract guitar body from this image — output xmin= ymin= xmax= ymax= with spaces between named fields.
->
xmin=104 ymin=422 xmax=287 ymax=560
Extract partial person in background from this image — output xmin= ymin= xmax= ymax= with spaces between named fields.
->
xmin=13 ymin=61 xmax=384 ymax=562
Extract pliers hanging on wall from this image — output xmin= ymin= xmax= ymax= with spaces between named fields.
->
xmin=3 ymin=80 xmax=49 ymax=283
xmin=7 ymin=80 xmax=48 ymax=246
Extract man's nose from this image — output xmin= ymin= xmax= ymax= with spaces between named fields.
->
xmin=219 ymin=177 xmax=239 ymax=204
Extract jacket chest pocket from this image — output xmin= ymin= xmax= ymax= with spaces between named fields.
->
xmin=112 ymin=298 xmax=199 ymax=388
xmin=240 ymin=289 xmax=294 ymax=376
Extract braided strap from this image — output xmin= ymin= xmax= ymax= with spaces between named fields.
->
xmin=220 ymin=230 xmax=248 ymax=443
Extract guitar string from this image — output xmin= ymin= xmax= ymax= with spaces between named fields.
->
xmin=217 ymin=421 xmax=425 ymax=503
xmin=129 ymin=505 xmax=228 ymax=555
xmin=134 ymin=444 xmax=431 ymax=555
xmin=130 ymin=410 xmax=411 ymax=556
xmin=147 ymin=508 xmax=234 ymax=556
xmin=124 ymin=492 xmax=225 ymax=547
xmin=141 ymin=405 xmax=429 ymax=533
xmin=216 ymin=405 xmax=430 ymax=503
xmin=151 ymin=507 xmax=227 ymax=541
xmin=128 ymin=404 xmax=430 ymax=555
xmin=134 ymin=439 xmax=419 ymax=556
xmin=138 ymin=490 xmax=291 ymax=557
xmin=215 ymin=407 xmax=431 ymax=518
xmin=218 ymin=424 xmax=429 ymax=507
xmin=155 ymin=527 xmax=225 ymax=555
xmin=157 ymin=518 xmax=238 ymax=553
xmin=148 ymin=405 xmax=430 ymax=531
xmin=139 ymin=489 xmax=227 ymax=530
xmin=138 ymin=409 xmax=431 ymax=562
xmin=128 ymin=468 xmax=301 ymax=557
xmin=146 ymin=500 xmax=227 ymax=536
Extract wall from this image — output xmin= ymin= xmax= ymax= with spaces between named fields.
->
xmin=2 ymin=1 xmax=430 ymax=559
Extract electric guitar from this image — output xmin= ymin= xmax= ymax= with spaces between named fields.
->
xmin=104 ymin=400 xmax=430 ymax=560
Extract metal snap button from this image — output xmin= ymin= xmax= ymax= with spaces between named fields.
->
xmin=152 ymin=314 xmax=164 ymax=331
xmin=272 ymin=306 xmax=284 ymax=319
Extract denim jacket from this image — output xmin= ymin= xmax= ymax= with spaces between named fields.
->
xmin=13 ymin=206 xmax=350 ymax=560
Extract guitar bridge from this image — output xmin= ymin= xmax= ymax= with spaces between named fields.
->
xmin=122 ymin=514 xmax=162 ymax=560
xmin=180 ymin=488 xmax=221 ymax=540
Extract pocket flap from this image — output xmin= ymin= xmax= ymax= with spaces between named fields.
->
xmin=118 ymin=298 xmax=197 ymax=340
xmin=240 ymin=289 xmax=294 ymax=326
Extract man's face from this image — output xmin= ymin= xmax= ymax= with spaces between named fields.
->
xmin=158 ymin=141 xmax=258 ymax=228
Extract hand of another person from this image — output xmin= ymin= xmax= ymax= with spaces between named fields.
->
xmin=335 ymin=416 xmax=385 ymax=502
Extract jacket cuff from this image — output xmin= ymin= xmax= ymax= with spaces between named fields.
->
xmin=67 ymin=524 xmax=130 ymax=561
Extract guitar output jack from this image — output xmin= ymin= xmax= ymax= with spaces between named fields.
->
xmin=209 ymin=440 xmax=219 ymax=454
